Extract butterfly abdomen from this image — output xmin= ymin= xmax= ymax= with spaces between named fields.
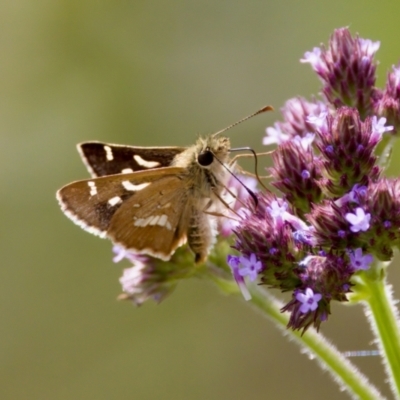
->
xmin=187 ymin=206 xmax=217 ymax=263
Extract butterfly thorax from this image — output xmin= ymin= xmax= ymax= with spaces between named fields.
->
xmin=170 ymin=135 xmax=231 ymax=262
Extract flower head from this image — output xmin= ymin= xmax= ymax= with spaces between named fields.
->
xmin=314 ymin=107 xmax=381 ymax=197
xmin=301 ymin=28 xmax=379 ymax=117
xmin=270 ymin=139 xmax=323 ymax=215
xmin=116 ymin=246 xmax=199 ymax=305
xmin=118 ymin=255 xmax=170 ymax=305
xmin=264 ymin=97 xmax=328 ymax=145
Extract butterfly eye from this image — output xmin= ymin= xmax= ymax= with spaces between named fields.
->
xmin=197 ymin=150 xmax=214 ymax=166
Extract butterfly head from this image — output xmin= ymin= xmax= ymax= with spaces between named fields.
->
xmin=195 ymin=135 xmax=231 ymax=169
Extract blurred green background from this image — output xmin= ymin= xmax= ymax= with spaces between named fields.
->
xmin=2 ymin=1 xmax=400 ymax=399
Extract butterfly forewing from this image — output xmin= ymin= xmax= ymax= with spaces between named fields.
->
xmin=108 ymin=175 xmax=191 ymax=260
xmin=78 ymin=141 xmax=186 ymax=177
xmin=56 ymin=167 xmax=185 ymax=238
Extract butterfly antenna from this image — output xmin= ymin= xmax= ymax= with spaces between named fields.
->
xmin=212 ymin=105 xmax=273 ymax=137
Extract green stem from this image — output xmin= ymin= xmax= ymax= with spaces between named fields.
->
xmin=354 ymin=269 xmax=400 ymax=399
xmin=212 ymin=277 xmax=385 ymax=399
xmin=375 ymin=134 xmax=395 ymax=170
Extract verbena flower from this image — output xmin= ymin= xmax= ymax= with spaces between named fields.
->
xmin=229 ymin=27 xmax=400 ymax=333
xmin=263 ymin=97 xmax=327 ymax=145
xmin=300 ymin=28 xmax=379 ymax=118
xmin=113 ymin=244 xmax=198 ymax=305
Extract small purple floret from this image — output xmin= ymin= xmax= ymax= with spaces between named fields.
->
xmin=264 ymin=124 xmax=290 ymax=145
xmin=345 ymin=207 xmax=371 ymax=232
xmin=325 ymin=145 xmax=334 ymax=155
xmin=307 ymin=111 xmax=328 ymax=130
xmin=384 ymin=221 xmax=392 ymax=229
xmin=296 ymin=288 xmax=322 ymax=313
xmin=337 ymin=230 xmax=346 ymax=238
xmin=238 ymin=253 xmax=263 ymax=282
xmin=358 ymin=38 xmax=380 ymax=56
xmin=227 ymin=255 xmax=251 ymax=301
xmin=348 ymin=248 xmax=373 ymax=271
xmin=371 ymin=116 xmax=393 ymax=140
xmin=293 ymin=133 xmax=315 ymax=149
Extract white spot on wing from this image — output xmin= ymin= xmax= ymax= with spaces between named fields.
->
xmin=121 ymin=168 xmax=134 ymax=174
xmin=158 ymin=214 xmax=172 ymax=230
xmin=88 ymin=181 xmax=97 ymax=196
xmin=158 ymin=214 xmax=168 ymax=227
xmin=149 ymin=215 xmax=160 ymax=225
xmin=133 ymin=155 xmax=161 ymax=169
xmin=104 ymin=145 xmax=114 ymax=161
xmin=108 ymin=196 xmax=122 ymax=207
xmin=133 ymin=213 xmax=172 ymax=230
xmin=134 ymin=216 xmax=151 ymax=227
xmin=122 ymin=181 xmax=150 ymax=191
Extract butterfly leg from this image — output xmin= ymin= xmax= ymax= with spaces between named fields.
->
xmin=228 ymin=151 xmax=273 ymax=166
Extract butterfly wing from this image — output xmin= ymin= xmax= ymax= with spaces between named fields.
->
xmin=56 ymin=167 xmax=185 ymax=239
xmin=78 ymin=141 xmax=186 ymax=177
xmin=107 ymin=175 xmax=191 ymax=260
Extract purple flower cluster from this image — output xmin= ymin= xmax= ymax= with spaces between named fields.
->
xmin=229 ymin=28 xmax=400 ymax=332
xmin=113 ymin=244 xmax=200 ymax=305
xmin=113 ymin=245 xmax=173 ymax=305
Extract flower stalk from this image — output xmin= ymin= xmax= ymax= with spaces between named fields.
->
xmin=209 ymin=271 xmax=385 ymax=400
xmin=351 ymin=260 xmax=400 ymax=398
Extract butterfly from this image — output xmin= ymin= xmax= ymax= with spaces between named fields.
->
xmin=56 ymin=106 xmax=272 ymax=263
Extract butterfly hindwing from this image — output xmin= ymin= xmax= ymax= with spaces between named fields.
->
xmin=56 ymin=167 xmax=185 ymax=239
xmin=78 ymin=141 xmax=186 ymax=177
xmin=107 ymin=174 xmax=191 ymax=260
